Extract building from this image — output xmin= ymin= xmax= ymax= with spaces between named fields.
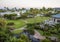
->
xmin=27 ymin=14 xmax=34 ymax=18
xmin=48 ymin=36 xmax=58 ymax=42
xmin=44 ymin=14 xmax=60 ymax=25
xmin=36 ymin=14 xmax=44 ymax=17
xmin=0 ymin=11 xmax=21 ymax=17
xmin=52 ymin=14 xmax=60 ymax=23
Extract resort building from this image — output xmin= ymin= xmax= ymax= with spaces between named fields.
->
xmin=44 ymin=14 xmax=60 ymax=26
xmin=52 ymin=14 xmax=60 ymax=23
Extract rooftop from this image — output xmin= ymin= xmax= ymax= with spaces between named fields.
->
xmin=52 ymin=14 xmax=60 ymax=18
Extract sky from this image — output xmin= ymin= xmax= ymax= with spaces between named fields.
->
xmin=0 ymin=0 xmax=60 ymax=8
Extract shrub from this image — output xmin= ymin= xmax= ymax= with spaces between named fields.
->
xmin=4 ymin=14 xmax=9 ymax=19
xmin=42 ymin=39 xmax=51 ymax=42
xmin=4 ymin=14 xmax=17 ymax=20
xmin=7 ymin=22 xmax=14 ymax=26
xmin=0 ymin=19 xmax=6 ymax=28
xmin=26 ymin=23 xmax=35 ymax=35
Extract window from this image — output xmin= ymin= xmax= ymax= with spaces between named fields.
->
xmin=57 ymin=20 xmax=60 ymax=22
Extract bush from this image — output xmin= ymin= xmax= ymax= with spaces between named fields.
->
xmin=0 ymin=19 xmax=6 ymax=28
xmin=42 ymin=39 xmax=51 ymax=42
xmin=4 ymin=14 xmax=17 ymax=20
xmin=28 ymin=29 xmax=34 ymax=35
xmin=26 ymin=23 xmax=35 ymax=35
xmin=7 ymin=22 xmax=14 ymax=26
xmin=16 ymin=17 xmax=21 ymax=19
xmin=4 ymin=14 xmax=9 ymax=19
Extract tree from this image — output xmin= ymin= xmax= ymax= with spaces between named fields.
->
xmin=0 ymin=9 xmax=6 ymax=12
xmin=0 ymin=19 xmax=11 ymax=42
xmin=42 ymin=7 xmax=46 ymax=11
xmin=4 ymin=14 xmax=9 ymax=19
xmin=42 ymin=39 xmax=51 ymax=42
xmin=0 ymin=19 xmax=6 ymax=28
xmin=30 ymin=8 xmax=33 ymax=12
xmin=4 ymin=14 xmax=17 ymax=20
xmin=54 ymin=24 xmax=60 ymax=31
xmin=21 ymin=13 xmax=28 ymax=19
xmin=0 ymin=19 xmax=19 ymax=42
xmin=9 ymin=14 xmax=17 ymax=20
xmin=0 ymin=19 xmax=31 ymax=42
xmin=26 ymin=23 xmax=35 ymax=35
xmin=22 ymin=8 xmax=25 ymax=10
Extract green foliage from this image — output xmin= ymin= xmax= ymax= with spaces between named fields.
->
xmin=0 ymin=19 xmax=17 ymax=42
xmin=21 ymin=14 xmax=27 ymax=19
xmin=7 ymin=19 xmax=25 ymax=28
xmin=7 ymin=22 xmax=14 ymax=26
xmin=42 ymin=39 xmax=51 ymax=42
xmin=26 ymin=23 xmax=35 ymax=35
xmin=0 ymin=19 xmax=30 ymax=42
xmin=4 ymin=14 xmax=17 ymax=20
xmin=0 ymin=19 xmax=6 ymax=28
xmin=38 ymin=23 xmax=60 ymax=41
xmin=20 ymin=34 xmax=31 ymax=42
xmin=22 ymin=8 xmax=26 ymax=10
xmin=0 ymin=9 xmax=6 ymax=12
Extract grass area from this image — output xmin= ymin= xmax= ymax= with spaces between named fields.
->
xmin=25 ymin=16 xmax=50 ymax=24
xmin=0 ymin=16 xmax=50 ymax=28
xmin=6 ymin=19 xmax=26 ymax=28
xmin=0 ymin=16 xmax=50 ymax=34
xmin=7 ymin=16 xmax=50 ymax=34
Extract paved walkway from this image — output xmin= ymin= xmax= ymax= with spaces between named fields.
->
xmin=33 ymin=30 xmax=46 ymax=40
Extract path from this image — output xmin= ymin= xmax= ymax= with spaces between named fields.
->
xmin=33 ymin=30 xmax=46 ymax=40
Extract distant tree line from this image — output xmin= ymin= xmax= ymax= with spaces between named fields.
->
xmin=4 ymin=14 xmax=17 ymax=20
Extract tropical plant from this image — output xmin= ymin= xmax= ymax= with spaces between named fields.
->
xmin=26 ymin=23 xmax=35 ymax=35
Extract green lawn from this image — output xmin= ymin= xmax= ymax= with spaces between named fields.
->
xmin=7 ymin=16 xmax=49 ymax=29
xmin=12 ymin=30 xmax=23 ymax=34
xmin=6 ymin=19 xmax=26 ymax=28
xmin=0 ymin=16 xmax=50 ymax=29
xmin=0 ymin=16 xmax=50 ymax=34
xmin=0 ymin=16 xmax=49 ymax=28
xmin=25 ymin=16 xmax=50 ymax=24
xmin=6 ymin=16 xmax=50 ymax=34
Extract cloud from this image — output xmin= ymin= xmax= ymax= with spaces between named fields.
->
xmin=0 ymin=0 xmax=60 ymax=8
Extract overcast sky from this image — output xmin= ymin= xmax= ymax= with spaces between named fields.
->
xmin=0 ymin=0 xmax=60 ymax=8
